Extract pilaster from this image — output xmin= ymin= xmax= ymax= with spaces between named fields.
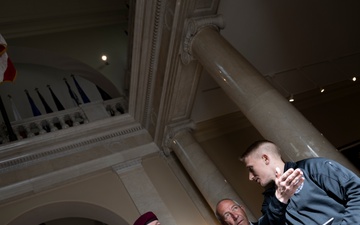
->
xmin=113 ymin=158 xmax=177 ymax=225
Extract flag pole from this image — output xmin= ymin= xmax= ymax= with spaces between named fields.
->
xmin=0 ymin=94 xmax=17 ymax=141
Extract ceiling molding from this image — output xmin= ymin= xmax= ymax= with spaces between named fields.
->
xmin=1 ymin=9 xmax=128 ymax=39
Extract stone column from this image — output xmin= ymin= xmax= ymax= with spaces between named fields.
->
xmin=165 ymin=123 xmax=256 ymax=221
xmin=113 ymin=159 xmax=177 ymax=225
xmin=181 ymin=15 xmax=359 ymax=174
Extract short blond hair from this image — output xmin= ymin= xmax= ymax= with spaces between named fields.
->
xmin=239 ymin=140 xmax=282 ymax=162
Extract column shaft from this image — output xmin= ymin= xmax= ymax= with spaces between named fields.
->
xmin=170 ymin=129 xmax=256 ymax=221
xmin=114 ymin=160 xmax=177 ymax=225
xmin=191 ymin=27 xmax=358 ymax=174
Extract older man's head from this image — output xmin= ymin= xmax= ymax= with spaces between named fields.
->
xmin=216 ymin=199 xmax=250 ymax=225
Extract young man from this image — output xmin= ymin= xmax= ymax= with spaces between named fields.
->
xmin=240 ymin=140 xmax=360 ymax=224
xmin=216 ymin=165 xmax=304 ymax=225
xmin=133 ymin=211 xmax=161 ymax=225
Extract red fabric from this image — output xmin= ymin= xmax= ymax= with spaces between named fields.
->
xmin=3 ymin=57 xmax=17 ymax=82
xmin=133 ymin=211 xmax=158 ymax=225
xmin=0 ymin=34 xmax=17 ymax=83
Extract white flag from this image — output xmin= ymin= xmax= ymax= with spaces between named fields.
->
xmin=0 ymin=34 xmax=16 ymax=83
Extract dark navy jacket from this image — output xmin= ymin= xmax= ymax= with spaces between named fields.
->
xmin=259 ymin=157 xmax=360 ymax=225
xmin=254 ymin=188 xmax=287 ymax=225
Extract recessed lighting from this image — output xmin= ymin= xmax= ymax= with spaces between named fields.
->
xmin=289 ymin=94 xmax=294 ymax=102
xmin=101 ymin=55 xmax=109 ymax=65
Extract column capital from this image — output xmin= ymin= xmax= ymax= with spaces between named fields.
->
xmin=181 ymin=14 xmax=225 ymax=65
xmin=163 ymin=120 xmax=196 ymax=156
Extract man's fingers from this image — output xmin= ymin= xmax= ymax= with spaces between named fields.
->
xmin=280 ymin=176 xmax=304 ymax=194
xmin=279 ymin=168 xmax=295 ymax=181
xmin=293 ymin=176 xmax=304 ymax=187
xmin=285 ymin=169 xmax=303 ymax=182
xmin=286 ymin=171 xmax=304 ymax=189
xmin=278 ymin=168 xmax=303 ymax=187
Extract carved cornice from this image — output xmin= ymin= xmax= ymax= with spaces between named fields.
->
xmin=0 ymin=124 xmax=144 ymax=174
xmin=142 ymin=0 xmax=165 ymax=128
xmin=181 ymin=14 xmax=224 ymax=65
xmin=1 ymin=4 xmax=127 ymax=39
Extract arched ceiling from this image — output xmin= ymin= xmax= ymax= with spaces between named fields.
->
xmin=8 ymin=201 xmax=128 ymax=225
xmin=1 ymin=0 xmax=360 ymax=123
xmin=0 ymin=0 xmax=130 ymax=120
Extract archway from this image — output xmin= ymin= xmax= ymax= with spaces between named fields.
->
xmin=8 ymin=201 xmax=129 ymax=225
xmin=8 ymin=46 xmax=121 ymax=98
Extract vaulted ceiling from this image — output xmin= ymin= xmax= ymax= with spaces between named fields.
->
xmin=0 ymin=0 xmax=129 ymax=119
xmin=1 ymin=0 xmax=360 ymax=124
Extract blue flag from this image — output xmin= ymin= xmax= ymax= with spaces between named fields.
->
xmin=47 ymin=85 xmax=65 ymax=111
xmin=25 ymin=90 xmax=41 ymax=116
xmin=72 ymin=74 xmax=90 ymax=103
xmin=36 ymin=88 xmax=53 ymax=114
xmin=64 ymin=78 xmax=81 ymax=106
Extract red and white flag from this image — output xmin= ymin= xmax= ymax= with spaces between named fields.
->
xmin=0 ymin=34 xmax=16 ymax=83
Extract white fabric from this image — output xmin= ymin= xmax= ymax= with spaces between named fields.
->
xmin=0 ymin=34 xmax=9 ymax=81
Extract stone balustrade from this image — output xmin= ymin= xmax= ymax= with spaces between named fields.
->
xmin=0 ymin=97 xmax=127 ymax=144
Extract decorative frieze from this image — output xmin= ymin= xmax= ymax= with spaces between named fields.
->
xmin=0 ymin=123 xmax=143 ymax=174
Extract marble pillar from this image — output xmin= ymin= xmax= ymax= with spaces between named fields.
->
xmin=113 ymin=159 xmax=177 ymax=225
xmin=168 ymin=126 xmax=256 ymax=221
xmin=182 ymin=16 xmax=358 ymax=174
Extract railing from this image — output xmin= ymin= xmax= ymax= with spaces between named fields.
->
xmin=0 ymin=97 xmax=128 ymax=145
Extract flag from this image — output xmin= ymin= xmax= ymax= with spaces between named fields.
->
xmin=25 ymin=90 xmax=41 ymax=116
xmin=71 ymin=74 xmax=90 ymax=103
xmin=7 ymin=95 xmax=22 ymax=121
xmin=0 ymin=95 xmax=17 ymax=141
xmin=47 ymin=85 xmax=65 ymax=111
xmin=96 ymin=85 xmax=112 ymax=101
xmin=0 ymin=34 xmax=16 ymax=82
xmin=35 ymin=88 xmax=53 ymax=114
xmin=64 ymin=78 xmax=81 ymax=106
xmin=0 ymin=34 xmax=17 ymax=141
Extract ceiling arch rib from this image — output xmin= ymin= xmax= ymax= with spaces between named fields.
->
xmin=9 ymin=46 xmax=120 ymax=98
